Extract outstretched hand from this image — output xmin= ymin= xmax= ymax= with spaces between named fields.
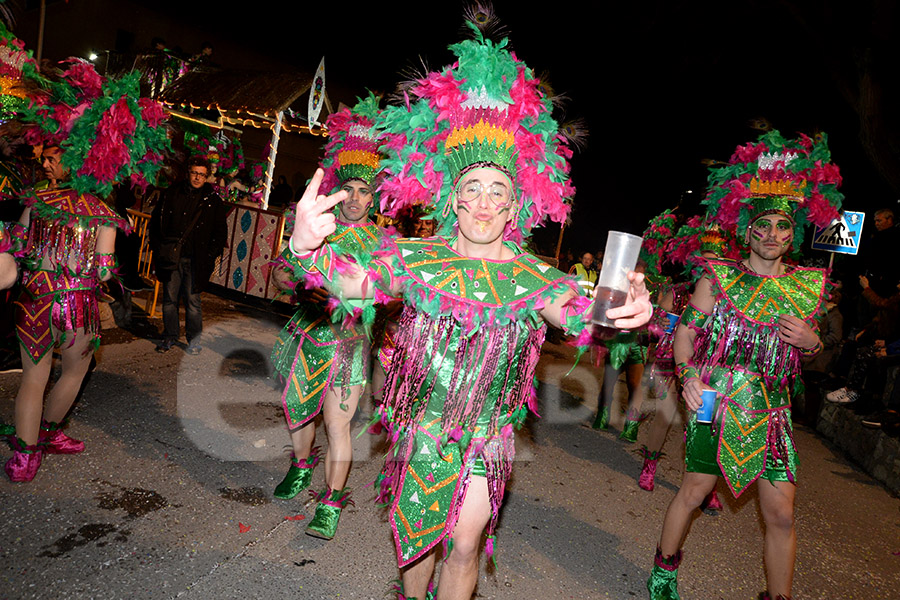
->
xmin=605 ymin=271 xmax=653 ymax=329
xmin=289 ymin=168 xmax=348 ymax=254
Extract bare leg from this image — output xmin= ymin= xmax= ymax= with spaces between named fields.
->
xmin=624 ymin=362 xmax=645 ymax=415
xmin=645 ymin=380 xmax=679 ymax=453
xmin=758 ymin=480 xmax=796 ymax=597
xmin=370 ymin=359 xmax=386 ymax=403
xmin=401 ymin=549 xmax=437 ymax=600
xmin=603 ymin=363 xmax=619 ymax=408
xmin=436 ymin=475 xmax=492 ymax=600
xmin=14 ymin=347 xmax=53 ymax=445
xmin=289 ymin=421 xmax=315 ymax=460
xmin=321 ymin=384 xmax=363 ymax=491
xmin=658 ymin=471 xmax=718 ymax=555
xmin=43 ymin=330 xmax=94 ymax=424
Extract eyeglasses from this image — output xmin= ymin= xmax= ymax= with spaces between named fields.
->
xmin=188 ymin=170 xmax=207 ymax=177
xmin=457 ymin=180 xmax=512 ymax=208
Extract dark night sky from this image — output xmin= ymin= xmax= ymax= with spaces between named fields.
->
xmin=32 ymin=1 xmax=900 ymax=253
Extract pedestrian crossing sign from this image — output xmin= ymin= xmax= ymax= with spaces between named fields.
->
xmin=811 ymin=211 xmax=865 ymax=255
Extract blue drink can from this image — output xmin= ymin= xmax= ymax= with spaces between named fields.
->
xmin=697 ymin=389 xmax=717 ymax=423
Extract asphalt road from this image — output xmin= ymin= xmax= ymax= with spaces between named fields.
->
xmin=1 ymin=292 xmax=898 ymax=599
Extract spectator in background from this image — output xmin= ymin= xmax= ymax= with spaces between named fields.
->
xmin=827 ymin=276 xmax=900 ymax=404
xmin=803 ymin=288 xmax=844 ymax=374
xmin=568 ymin=251 xmax=598 ymax=296
xmin=857 ymin=208 xmax=900 ymax=325
xmin=150 ymin=155 xmax=228 ymax=354
xmin=190 ymin=42 xmax=214 ymax=67
xmin=269 ymin=175 xmax=293 ymax=209
xmin=412 ymin=217 xmax=436 ymax=238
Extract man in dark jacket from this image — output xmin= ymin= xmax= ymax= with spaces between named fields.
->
xmin=150 ymin=156 xmax=228 ymax=353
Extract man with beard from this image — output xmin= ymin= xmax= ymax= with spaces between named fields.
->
xmin=648 ymin=131 xmax=842 ymax=600
xmin=269 ymin=98 xmax=384 ymax=541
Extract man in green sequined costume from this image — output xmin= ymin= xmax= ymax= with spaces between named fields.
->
xmin=291 ymin=164 xmax=652 ymax=599
xmin=269 ymin=99 xmax=384 ymax=541
xmin=286 ymin=12 xmax=655 ymax=598
xmin=648 ymin=131 xmax=842 ymax=600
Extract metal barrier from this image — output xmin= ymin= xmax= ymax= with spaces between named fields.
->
xmin=128 ymin=209 xmax=161 ymax=318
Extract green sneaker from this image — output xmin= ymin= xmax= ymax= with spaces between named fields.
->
xmin=273 ymin=447 xmax=320 ymax=499
xmin=305 ymin=487 xmax=352 ymax=540
xmin=592 ymin=405 xmax=610 ymax=430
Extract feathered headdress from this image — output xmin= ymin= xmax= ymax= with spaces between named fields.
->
xmin=17 ymin=55 xmax=170 ymax=197
xmin=703 ymin=130 xmax=843 ymax=252
xmin=376 ymin=7 xmax=577 ymax=243
xmin=639 ymin=209 xmax=679 ymax=280
xmin=668 ymin=215 xmax=743 ymax=279
xmin=318 ymin=93 xmax=383 ymax=195
xmin=0 ymin=21 xmax=40 ymax=123
xmin=183 ymin=127 xmax=245 ymax=178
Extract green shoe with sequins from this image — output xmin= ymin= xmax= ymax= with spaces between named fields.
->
xmin=620 ymin=418 xmax=641 ymax=443
xmin=647 ymin=547 xmax=682 ymax=600
xmin=592 ymin=405 xmax=610 ymax=430
xmin=273 ymin=448 xmax=320 ymax=499
xmin=306 ymin=487 xmax=352 ymax=540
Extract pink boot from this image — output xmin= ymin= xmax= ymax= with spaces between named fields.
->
xmin=5 ymin=437 xmax=43 ymax=482
xmin=39 ymin=420 xmax=85 ymax=454
xmin=638 ymin=445 xmax=662 ymax=491
xmin=701 ymin=489 xmax=723 ymax=511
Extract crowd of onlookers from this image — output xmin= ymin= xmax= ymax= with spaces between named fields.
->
xmin=810 ymin=207 xmax=900 ymax=436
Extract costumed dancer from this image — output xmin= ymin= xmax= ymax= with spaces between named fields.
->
xmin=592 ymin=259 xmax=651 ymax=441
xmin=3 ymin=33 xmax=169 ymax=482
xmin=283 ymin=10 xmax=653 ymax=599
xmin=637 ymin=216 xmax=739 ymax=502
xmin=270 ymin=95 xmax=384 ymax=540
xmin=632 ymin=210 xmax=687 ymax=486
xmin=647 ymin=130 xmax=841 ymax=600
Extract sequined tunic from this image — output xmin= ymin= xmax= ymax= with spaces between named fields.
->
xmin=368 ymin=237 xmax=583 ymax=566
xmin=12 ymin=189 xmax=125 ymax=363
xmin=682 ymin=259 xmax=827 ymax=496
xmin=270 ymin=219 xmax=382 ymax=429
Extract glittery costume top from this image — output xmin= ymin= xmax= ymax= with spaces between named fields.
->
xmin=10 ymin=188 xmax=125 ymax=362
xmin=290 ymin=235 xmax=588 ymax=566
xmin=680 ymin=259 xmax=826 ymax=496
xmin=271 ymin=219 xmax=382 ymax=429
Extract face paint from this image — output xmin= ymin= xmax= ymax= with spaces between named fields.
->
xmin=751 ymin=228 xmax=766 ymax=241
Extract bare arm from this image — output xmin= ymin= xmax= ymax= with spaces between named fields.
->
xmin=674 ymin=276 xmax=715 ymax=411
xmin=540 ymin=288 xmax=578 ymax=329
xmin=18 ymin=206 xmax=31 ymax=228
xmin=95 ymin=225 xmax=117 ymax=281
xmin=540 ymin=271 xmax=653 ymax=331
xmin=0 ymin=253 xmax=16 ymax=289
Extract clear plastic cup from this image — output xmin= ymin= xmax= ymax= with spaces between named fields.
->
xmin=590 ymin=231 xmax=643 ymax=340
xmin=697 ymin=389 xmax=717 ymax=423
